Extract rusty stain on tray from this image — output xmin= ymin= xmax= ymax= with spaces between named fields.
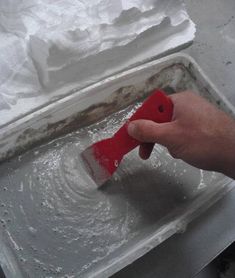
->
xmin=0 ymin=63 xmax=212 ymax=163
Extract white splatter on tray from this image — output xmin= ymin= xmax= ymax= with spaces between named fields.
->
xmin=0 ymin=54 xmax=234 ymax=278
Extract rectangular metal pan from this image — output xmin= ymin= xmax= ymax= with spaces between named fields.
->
xmin=0 ymin=53 xmax=234 ymax=278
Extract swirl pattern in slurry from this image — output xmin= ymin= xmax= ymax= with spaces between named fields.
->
xmin=0 ymin=103 xmax=230 ymax=277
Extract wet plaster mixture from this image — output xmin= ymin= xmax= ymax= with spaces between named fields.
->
xmin=0 ymin=102 xmax=228 ymax=277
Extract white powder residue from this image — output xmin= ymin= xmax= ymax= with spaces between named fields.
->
xmin=6 ymin=230 xmax=21 ymax=251
xmin=0 ymin=101 xmax=231 ymax=278
xmin=19 ymin=182 xmax=24 ymax=192
xmin=198 ymin=169 xmax=207 ymax=190
xmin=0 ymin=0 xmax=195 ymax=126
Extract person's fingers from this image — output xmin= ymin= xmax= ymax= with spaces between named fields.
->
xmin=139 ymin=143 xmax=154 ymax=160
xmin=127 ymin=119 xmax=176 ymax=147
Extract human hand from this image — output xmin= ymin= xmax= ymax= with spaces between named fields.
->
xmin=127 ymin=91 xmax=235 ymax=179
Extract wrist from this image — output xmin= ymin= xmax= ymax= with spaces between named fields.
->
xmin=221 ymin=119 xmax=235 ymax=179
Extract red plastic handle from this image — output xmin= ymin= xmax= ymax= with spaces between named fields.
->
xmin=90 ymin=89 xmax=174 ymax=178
xmin=112 ymin=89 xmax=173 ymax=157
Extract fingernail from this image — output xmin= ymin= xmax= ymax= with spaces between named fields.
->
xmin=127 ymin=122 xmax=136 ymax=135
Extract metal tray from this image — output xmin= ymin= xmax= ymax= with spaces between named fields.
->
xmin=0 ymin=53 xmax=234 ymax=278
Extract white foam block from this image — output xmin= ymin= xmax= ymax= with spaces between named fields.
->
xmin=0 ymin=0 xmax=195 ymax=126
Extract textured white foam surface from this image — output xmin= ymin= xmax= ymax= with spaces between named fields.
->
xmin=0 ymin=0 xmax=195 ymax=127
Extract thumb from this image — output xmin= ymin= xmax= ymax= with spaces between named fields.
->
xmin=127 ymin=119 xmax=175 ymax=147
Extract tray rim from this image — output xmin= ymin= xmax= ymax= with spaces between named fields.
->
xmin=0 ymin=53 xmax=235 ymax=278
xmin=0 ymin=53 xmax=235 ymax=164
xmin=1 ymin=53 xmax=235 ymax=133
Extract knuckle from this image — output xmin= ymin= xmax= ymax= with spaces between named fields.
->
xmin=133 ymin=124 xmax=145 ymax=141
xmin=136 ymin=122 xmax=153 ymax=142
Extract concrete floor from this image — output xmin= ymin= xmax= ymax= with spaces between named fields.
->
xmin=184 ymin=0 xmax=235 ymax=105
xmin=195 ymin=262 xmax=218 ymax=278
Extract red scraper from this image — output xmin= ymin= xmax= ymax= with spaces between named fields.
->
xmin=81 ymin=89 xmax=173 ymax=187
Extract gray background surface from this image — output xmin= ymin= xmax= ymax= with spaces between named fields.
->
xmin=185 ymin=0 xmax=235 ymax=105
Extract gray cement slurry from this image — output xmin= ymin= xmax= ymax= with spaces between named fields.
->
xmin=0 ymin=101 xmax=229 ymax=277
